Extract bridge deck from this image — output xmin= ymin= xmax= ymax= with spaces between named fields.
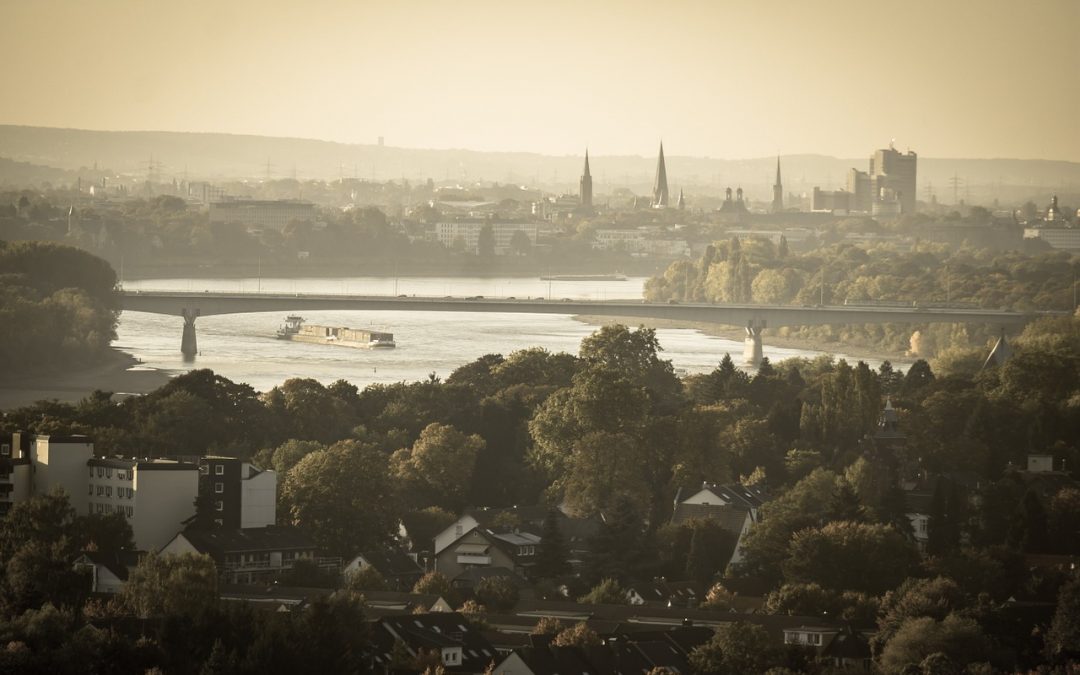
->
xmin=119 ymin=291 xmax=1046 ymax=329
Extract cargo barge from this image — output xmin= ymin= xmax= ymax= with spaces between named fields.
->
xmin=276 ymin=315 xmax=395 ymax=349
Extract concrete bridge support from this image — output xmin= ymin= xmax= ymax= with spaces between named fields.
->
xmin=181 ymin=308 xmax=200 ymax=360
xmin=744 ymin=319 xmax=766 ymax=367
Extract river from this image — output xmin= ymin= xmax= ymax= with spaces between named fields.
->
xmin=117 ymin=276 xmax=897 ymax=393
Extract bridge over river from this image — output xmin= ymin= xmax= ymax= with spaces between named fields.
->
xmin=119 ymin=290 xmax=1049 ymax=366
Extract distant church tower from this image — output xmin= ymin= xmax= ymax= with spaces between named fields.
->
xmin=677 ymin=188 xmax=685 ymax=210
xmin=579 ymin=149 xmax=593 ymax=210
xmin=652 ymin=142 xmax=669 ymax=208
xmin=771 ymin=156 xmax=784 ymax=213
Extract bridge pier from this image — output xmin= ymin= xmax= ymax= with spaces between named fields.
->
xmin=181 ymin=308 xmax=200 ymax=360
xmin=744 ymin=319 xmax=766 ymax=368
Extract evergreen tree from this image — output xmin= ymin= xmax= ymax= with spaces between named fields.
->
xmin=826 ymin=480 xmax=867 ymax=523
xmin=1008 ymin=490 xmax=1049 ymax=553
xmin=535 ymin=509 xmax=570 ymax=579
xmin=586 ymin=496 xmax=644 ymax=584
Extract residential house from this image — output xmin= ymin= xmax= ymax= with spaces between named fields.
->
xmin=624 ymin=578 xmax=702 ymax=608
xmin=344 ymin=548 xmax=424 ymax=591
xmin=435 ymin=526 xmax=540 ymax=581
xmin=671 ymin=481 xmax=768 ymax=566
xmin=160 ymin=525 xmax=330 ymax=585
xmin=72 ymin=550 xmax=143 ymax=594
xmin=371 ymin=611 xmax=499 ymax=673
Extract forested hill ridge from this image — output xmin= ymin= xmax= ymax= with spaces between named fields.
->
xmin=2 ymin=124 xmax=1079 ymax=193
xmin=0 ymin=240 xmax=119 ymax=372
xmin=0 ymin=317 xmax=1078 ymax=671
xmin=646 ymin=239 xmax=1078 ymax=359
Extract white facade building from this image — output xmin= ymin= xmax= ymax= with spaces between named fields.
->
xmin=88 ymin=458 xmax=199 ymax=551
xmin=435 ymin=221 xmax=538 ymax=255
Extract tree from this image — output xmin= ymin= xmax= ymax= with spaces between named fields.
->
xmin=584 ymin=496 xmax=645 ymax=583
xmin=508 ymin=229 xmax=532 ymax=256
xmin=122 ymin=552 xmax=218 ymax=619
xmin=782 ymin=521 xmax=918 ymax=595
xmin=689 ymin=621 xmax=781 ymax=675
xmin=1008 ymin=489 xmax=1050 ymax=553
xmin=873 ymin=577 xmax=966 ymax=655
xmin=279 ymin=440 xmax=399 ymax=556
xmin=345 ymin=565 xmax=389 ymax=592
xmin=684 ymin=519 xmax=736 ymax=587
xmin=534 ymin=509 xmax=570 ymax=579
xmin=578 ymin=578 xmax=625 ymax=605
xmin=1046 ymin=576 xmax=1080 ymax=662
xmin=552 ymin=622 xmax=601 ymax=647
xmin=390 ymin=423 xmax=484 ymax=510
xmin=413 ymin=572 xmax=457 ymax=604
xmin=476 ymin=576 xmax=519 ymax=611
xmin=878 ymin=614 xmax=989 ymax=674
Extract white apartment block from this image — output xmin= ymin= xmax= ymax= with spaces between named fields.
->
xmin=435 ymin=221 xmax=538 ymax=255
xmin=88 ymin=458 xmax=199 ymax=551
xmin=209 ymin=199 xmax=316 ymax=232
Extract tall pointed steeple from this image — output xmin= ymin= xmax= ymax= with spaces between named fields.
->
xmin=652 ymin=142 xmax=669 ymax=208
xmin=771 ymin=156 xmax=784 ymax=213
xmin=579 ymin=149 xmax=593 ymax=210
xmin=677 ymin=188 xmax=685 ymax=210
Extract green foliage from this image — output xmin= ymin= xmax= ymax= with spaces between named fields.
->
xmin=878 ymin=614 xmax=990 ymax=674
xmin=279 ymin=440 xmax=399 ymax=556
xmin=1046 ymin=576 xmax=1080 ymax=662
xmin=689 ymin=621 xmax=781 ymax=675
xmin=391 ymin=422 xmax=484 ymax=510
xmin=476 ymin=576 xmax=519 ymax=611
xmin=551 ymin=621 xmax=602 ymax=647
xmin=122 ymin=552 xmax=218 ymax=619
xmin=578 ymin=578 xmax=625 ymax=605
xmin=783 ymin=521 xmax=918 ymax=595
xmin=534 ymin=509 xmax=571 ymax=579
xmin=0 ymin=240 xmax=118 ymax=371
xmin=345 ymin=565 xmax=389 ymax=592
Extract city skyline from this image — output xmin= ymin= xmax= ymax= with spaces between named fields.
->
xmin=1 ymin=0 xmax=1078 ymax=162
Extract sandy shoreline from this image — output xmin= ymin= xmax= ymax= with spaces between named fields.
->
xmin=0 ymin=349 xmax=174 ymax=410
xmin=573 ymin=314 xmax=914 ymax=366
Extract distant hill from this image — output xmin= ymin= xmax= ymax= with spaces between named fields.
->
xmin=1 ymin=125 xmax=1078 ymax=202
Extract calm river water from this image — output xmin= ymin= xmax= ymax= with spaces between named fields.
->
xmin=117 ymin=276 xmax=892 ymax=393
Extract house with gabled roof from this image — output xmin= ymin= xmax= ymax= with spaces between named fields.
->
xmin=160 ymin=525 xmax=332 ymax=584
xmin=670 ymin=481 xmax=768 ymax=566
xmin=72 ymin=550 xmax=143 ymax=594
xmin=372 ymin=611 xmax=499 ymax=673
xmin=344 ymin=547 xmax=424 ymax=591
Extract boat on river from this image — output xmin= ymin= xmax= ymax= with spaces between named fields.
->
xmin=539 ymin=274 xmax=627 ymax=282
xmin=276 ymin=315 xmax=395 ymax=349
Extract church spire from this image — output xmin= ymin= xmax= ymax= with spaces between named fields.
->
xmin=652 ymin=142 xmax=669 ymax=208
xmin=579 ymin=148 xmax=593 ymax=210
xmin=771 ymin=155 xmax=784 ymax=213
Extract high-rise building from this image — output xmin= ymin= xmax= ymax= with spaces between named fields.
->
xmin=771 ymin=157 xmax=784 ymax=213
xmin=579 ymin=149 xmax=593 ymax=210
xmin=847 ymin=169 xmax=873 ymax=212
xmin=652 ymin=142 xmax=669 ymax=208
xmin=870 ymin=145 xmax=917 ymax=214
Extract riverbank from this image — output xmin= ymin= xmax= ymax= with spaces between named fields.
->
xmin=0 ymin=349 xmax=173 ymax=410
xmin=573 ymin=314 xmax=914 ymax=366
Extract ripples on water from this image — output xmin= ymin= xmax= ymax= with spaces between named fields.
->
xmin=117 ymin=276 xmax=892 ymax=392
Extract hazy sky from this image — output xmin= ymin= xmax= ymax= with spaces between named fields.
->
xmin=1 ymin=0 xmax=1077 ymax=160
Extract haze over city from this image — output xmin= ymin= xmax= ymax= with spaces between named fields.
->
xmin=1 ymin=2 xmax=1079 ymax=674
xmin=2 ymin=0 xmax=1079 ymax=161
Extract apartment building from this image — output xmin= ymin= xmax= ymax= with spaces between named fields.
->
xmin=199 ymin=456 xmax=277 ymax=529
xmin=87 ymin=457 xmax=199 ymax=551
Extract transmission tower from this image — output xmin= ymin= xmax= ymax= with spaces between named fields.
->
xmin=948 ymin=172 xmax=964 ymax=205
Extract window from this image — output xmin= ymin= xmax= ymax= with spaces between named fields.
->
xmin=95 ymin=503 xmax=104 ymax=514
xmin=128 ymin=488 xmax=134 ymax=499
xmin=214 ymin=482 xmax=224 ymax=494
xmin=96 ymin=486 xmax=104 ymax=496
xmin=215 ymin=501 xmax=223 ymax=511
xmin=1 ymin=444 xmax=9 ymax=456
xmin=96 ymin=467 xmax=104 ymax=477
xmin=88 ymin=484 xmax=94 ymax=495
xmin=105 ymin=486 xmax=112 ymax=497
xmin=105 ymin=504 xmax=112 ymax=514
xmin=214 ymin=465 xmax=224 ymax=476
xmin=125 ymin=506 xmax=133 ymax=517
xmin=118 ymin=471 xmax=125 ymax=480
xmin=106 ymin=468 xmax=112 ymax=478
